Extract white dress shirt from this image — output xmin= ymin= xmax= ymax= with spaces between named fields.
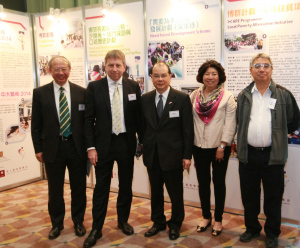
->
xmin=155 ymin=86 xmax=170 ymax=108
xmin=247 ymin=83 xmax=272 ymax=147
xmin=53 ymin=81 xmax=71 ymax=120
xmin=107 ymin=75 xmax=126 ymax=134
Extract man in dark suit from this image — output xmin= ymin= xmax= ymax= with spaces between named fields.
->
xmin=31 ymin=56 xmax=87 ymax=239
xmin=83 ymin=50 xmax=142 ymax=248
xmin=142 ymin=62 xmax=194 ymax=240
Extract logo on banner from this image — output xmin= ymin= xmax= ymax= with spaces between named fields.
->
xmin=0 ymin=170 xmax=5 ymax=178
xmin=18 ymin=147 xmax=26 ymax=159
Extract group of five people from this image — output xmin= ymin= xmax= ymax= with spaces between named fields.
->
xmin=31 ymin=50 xmax=300 ymax=248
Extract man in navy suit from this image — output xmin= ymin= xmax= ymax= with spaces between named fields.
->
xmin=31 ymin=56 xmax=87 ymax=240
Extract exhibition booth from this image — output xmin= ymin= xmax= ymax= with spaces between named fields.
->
xmin=0 ymin=0 xmax=299 ymax=223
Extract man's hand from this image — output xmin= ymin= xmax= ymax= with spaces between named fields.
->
xmin=88 ymin=149 xmax=98 ymax=166
xmin=35 ymin=152 xmax=44 ymax=163
xmin=182 ymin=159 xmax=191 ymax=170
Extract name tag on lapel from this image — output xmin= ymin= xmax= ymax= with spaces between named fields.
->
xmin=78 ymin=104 xmax=85 ymax=111
xmin=128 ymin=94 xmax=136 ymax=101
xmin=268 ymin=98 xmax=277 ymax=109
xmin=169 ymin=110 xmax=179 ymax=118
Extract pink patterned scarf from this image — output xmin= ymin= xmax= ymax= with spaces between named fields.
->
xmin=195 ymin=87 xmax=224 ymax=124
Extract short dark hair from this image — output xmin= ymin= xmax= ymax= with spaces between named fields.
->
xmin=196 ymin=60 xmax=226 ymax=85
xmin=93 ymin=65 xmax=100 ymax=72
xmin=171 ymin=54 xmax=179 ymax=61
xmin=152 ymin=62 xmax=171 ymax=75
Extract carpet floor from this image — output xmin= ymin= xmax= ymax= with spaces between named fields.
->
xmin=0 ymin=180 xmax=299 ymax=248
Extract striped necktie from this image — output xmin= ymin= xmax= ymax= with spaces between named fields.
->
xmin=112 ymin=82 xmax=122 ymax=135
xmin=59 ymin=87 xmax=71 ymax=137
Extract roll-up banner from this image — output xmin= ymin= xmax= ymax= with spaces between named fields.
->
xmin=34 ymin=7 xmax=87 ymax=88
xmin=224 ymin=0 xmax=300 ymax=221
xmin=85 ymin=2 xmax=148 ymax=195
xmin=0 ymin=9 xmax=41 ymax=190
xmin=33 ymin=7 xmax=92 ymax=186
xmin=146 ymin=0 xmax=221 ymax=202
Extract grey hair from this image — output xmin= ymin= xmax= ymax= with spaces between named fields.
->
xmin=105 ymin=50 xmax=126 ymax=66
xmin=48 ymin=56 xmax=71 ymax=70
xmin=250 ymin=53 xmax=273 ymax=68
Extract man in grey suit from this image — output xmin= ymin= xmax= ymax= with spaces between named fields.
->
xmin=141 ymin=62 xmax=194 ymax=240
xmin=31 ymin=56 xmax=87 ymax=240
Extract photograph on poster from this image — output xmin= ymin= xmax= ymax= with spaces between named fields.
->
xmin=88 ymin=61 xmax=105 ymax=81
xmin=148 ymin=41 xmax=184 ymax=78
xmin=6 ymin=125 xmax=26 ymax=144
xmin=134 ymin=77 xmax=145 ymax=94
xmin=225 ymin=32 xmax=265 ymax=53
xmin=180 ymin=86 xmax=199 ymax=96
xmin=38 ymin=56 xmax=50 ymax=76
xmin=19 ymin=100 xmax=32 ymax=133
xmin=60 ymin=19 xmax=84 ymax=49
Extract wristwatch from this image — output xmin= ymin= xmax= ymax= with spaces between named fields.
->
xmin=219 ymin=144 xmax=226 ymax=149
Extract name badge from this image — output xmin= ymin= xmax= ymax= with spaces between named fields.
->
xmin=78 ymin=104 xmax=85 ymax=111
xmin=128 ymin=94 xmax=136 ymax=101
xmin=268 ymin=98 xmax=277 ymax=110
xmin=169 ymin=110 xmax=179 ymax=118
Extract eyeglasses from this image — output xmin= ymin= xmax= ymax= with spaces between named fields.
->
xmin=153 ymin=74 xmax=169 ymax=79
xmin=52 ymin=68 xmax=69 ymax=73
xmin=252 ymin=63 xmax=272 ymax=70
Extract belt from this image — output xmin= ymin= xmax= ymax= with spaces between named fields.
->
xmin=61 ymin=134 xmax=73 ymax=141
xmin=248 ymin=145 xmax=271 ymax=151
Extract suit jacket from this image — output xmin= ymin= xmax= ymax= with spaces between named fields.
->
xmin=142 ymin=87 xmax=194 ymax=171
xmin=31 ymin=81 xmax=86 ymax=163
xmin=84 ymin=77 xmax=142 ymax=159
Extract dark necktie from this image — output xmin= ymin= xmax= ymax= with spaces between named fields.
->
xmin=157 ymin=94 xmax=163 ymax=119
xmin=59 ymin=87 xmax=71 ymax=137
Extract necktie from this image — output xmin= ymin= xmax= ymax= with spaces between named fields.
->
xmin=157 ymin=94 xmax=163 ymax=119
xmin=112 ymin=82 xmax=122 ymax=135
xmin=59 ymin=87 xmax=71 ymax=137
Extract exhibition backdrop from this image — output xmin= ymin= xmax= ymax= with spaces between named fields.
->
xmin=0 ymin=0 xmax=300 ymax=221
xmin=0 ymin=10 xmax=41 ymax=189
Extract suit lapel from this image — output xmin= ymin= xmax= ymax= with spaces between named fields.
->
xmin=69 ymin=82 xmax=77 ymax=123
xmin=147 ymin=90 xmax=157 ymax=129
xmin=100 ymin=78 xmax=112 ymax=117
xmin=47 ymin=82 xmax=59 ymax=124
xmin=158 ymin=87 xmax=176 ymax=129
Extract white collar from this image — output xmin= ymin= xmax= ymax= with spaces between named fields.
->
xmin=156 ymin=86 xmax=170 ymax=99
xmin=53 ymin=81 xmax=70 ymax=92
xmin=107 ymin=75 xmax=123 ymax=86
xmin=251 ymin=81 xmax=271 ymax=93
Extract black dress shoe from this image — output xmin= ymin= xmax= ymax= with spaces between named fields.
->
xmin=83 ymin=230 xmax=102 ymax=248
xmin=266 ymin=237 xmax=279 ymax=248
xmin=239 ymin=231 xmax=260 ymax=242
xmin=49 ymin=225 xmax=64 ymax=240
xmin=74 ymin=223 xmax=86 ymax=237
xmin=118 ymin=222 xmax=134 ymax=235
xmin=169 ymin=229 xmax=180 ymax=240
xmin=144 ymin=226 xmax=166 ymax=237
